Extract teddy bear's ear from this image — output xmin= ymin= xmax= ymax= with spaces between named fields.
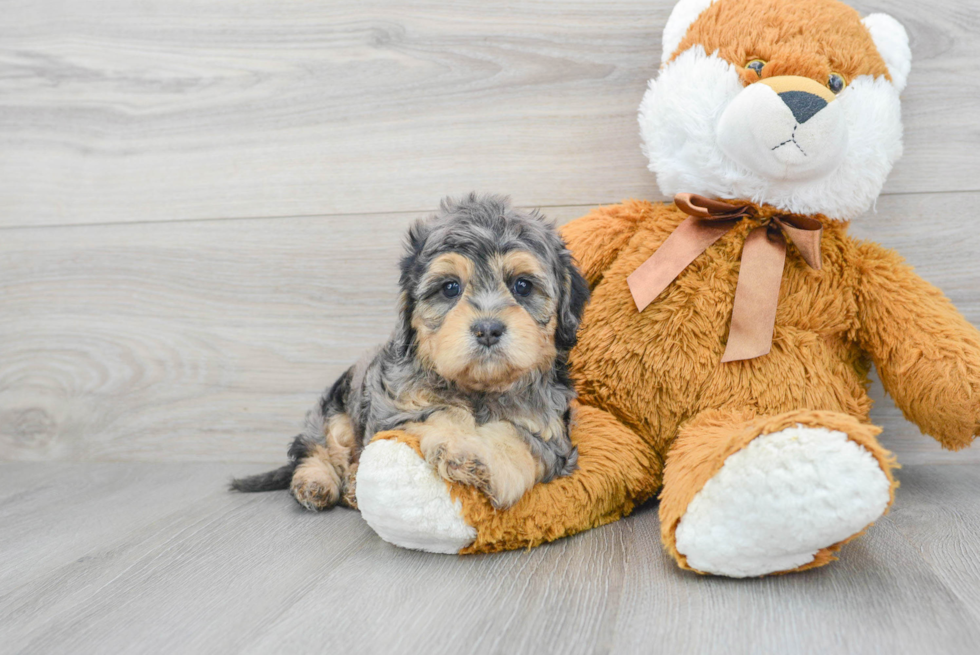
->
xmin=661 ymin=0 xmax=717 ymax=65
xmin=862 ymin=13 xmax=912 ymax=93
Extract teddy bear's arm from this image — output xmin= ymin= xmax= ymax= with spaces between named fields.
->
xmin=355 ymin=403 xmax=662 ymax=554
xmin=560 ymin=200 xmax=651 ymax=288
xmin=854 ymin=241 xmax=980 ymax=450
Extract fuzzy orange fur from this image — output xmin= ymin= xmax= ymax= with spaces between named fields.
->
xmin=370 ymin=402 xmax=661 ymax=553
xmin=369 ymin=198 xmax=980 ymax=569
xmin=658 ymin=408 xmax=898 ymax=573
xmin=356 ymin=0 xmax=977 ymax=572
xmin=673 ymin=0 xmax=891 ymax=87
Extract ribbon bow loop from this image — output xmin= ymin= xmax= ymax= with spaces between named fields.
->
xmin=674 ymin=192 xmax=754 ymax=221
xmin=626 ymin=194 xmax=823 ymax=363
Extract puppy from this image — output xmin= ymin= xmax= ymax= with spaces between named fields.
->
xmin=232 ymin=193 xmax=590 ymax=510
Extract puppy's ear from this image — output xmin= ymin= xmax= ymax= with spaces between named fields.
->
xmin=399 ymin=218 xmax=430 ymax=292
xmin=554 ymin=249 xmax=590 ymax=353
xmin=396 ymin=218 xmax=430 ymax=357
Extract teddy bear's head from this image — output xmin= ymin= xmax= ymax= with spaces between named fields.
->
xmin=639 ymin=0 xmax=911 ymax=219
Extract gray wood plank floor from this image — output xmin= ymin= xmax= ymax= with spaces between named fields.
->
xmin=1 ymin=462 xmax=979 ymax=655
xmin=2 ymin=0 xmax=980 ymax=652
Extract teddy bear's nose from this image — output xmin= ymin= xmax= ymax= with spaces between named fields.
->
xmin=758 ymin=75 xmax=837 ymax=126
xmin=778 ymin=91 xmax=828 ymax=124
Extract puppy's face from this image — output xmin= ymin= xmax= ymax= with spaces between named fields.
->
xmin=413 ymin=249 xmax=556 ymax=391
xmin=399 ymin=195 xmax=589 ymax=392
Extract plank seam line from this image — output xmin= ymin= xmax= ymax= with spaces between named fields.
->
xmin=1 ymin=188 xmax=976 ymax=232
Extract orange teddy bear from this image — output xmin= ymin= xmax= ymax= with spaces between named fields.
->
xmin=354 ymin=0 xmax=980 ymax=576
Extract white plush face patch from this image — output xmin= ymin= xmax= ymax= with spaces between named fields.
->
xmin=640 ymin=1 xmax=911 ymax=220
xmin=717 ymin=78 xmax=849 ymax=183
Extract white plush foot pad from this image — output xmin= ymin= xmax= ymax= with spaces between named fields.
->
xmin=356 ymin=439 xmax=477 ymax=554
xmin=674 ymin=425 xmax=891 ymax=577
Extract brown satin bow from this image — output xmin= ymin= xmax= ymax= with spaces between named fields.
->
xmin=626 ymin=193 xmax=823 ymax=363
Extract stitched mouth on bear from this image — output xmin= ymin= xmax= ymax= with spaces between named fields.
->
xmin=717 ymin=77 xmax=849 ymax=182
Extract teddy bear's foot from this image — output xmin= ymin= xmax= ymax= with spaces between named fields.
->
xmin=661 ymin=410 xmax=897 ymax=577
xmin=356 ymin=435 xmax=476 ymax=554
xmin=674 ymin=425 xmax=890 ymax=576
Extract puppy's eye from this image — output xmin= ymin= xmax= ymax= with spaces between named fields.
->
xmin=745 ymin=59 xmax=766 ymax=76
xmin=441 ymin=280 xmax=461 ymax=298
xmin=828 ymin=72 xmax=846 ymax=94
xmin=512 ymin=278 xmax=533 ymax=297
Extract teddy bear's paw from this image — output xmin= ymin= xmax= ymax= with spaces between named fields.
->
xmin=674 ymin=425 xmax=892 ymax=577
xmin=355 ymin=438 xmax=477 ymax=554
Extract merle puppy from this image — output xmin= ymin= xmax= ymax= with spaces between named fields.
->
xmin=232 ymin=194 xmax=589 ymax=510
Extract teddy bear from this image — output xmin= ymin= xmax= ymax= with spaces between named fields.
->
xmin=352 ymin=0 xmax=980 ymax=577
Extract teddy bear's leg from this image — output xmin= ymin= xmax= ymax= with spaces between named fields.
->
xmin=659 ymin=409 xmax=898 ymax=577
xmin=355 ymin=404 xmax=661 ymax=554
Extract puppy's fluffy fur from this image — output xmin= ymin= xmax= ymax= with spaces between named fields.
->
xmin=232 ymin=194 xmax=589 ymax=510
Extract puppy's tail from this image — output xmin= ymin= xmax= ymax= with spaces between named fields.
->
xmin=229 ymin=434 xmax=317 ymax=493
xmin=229 ymin=463 xmax=296 ymax=492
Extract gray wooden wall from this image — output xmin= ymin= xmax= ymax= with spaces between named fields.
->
xmin=1 ymin=0 xmax=978 ymax=465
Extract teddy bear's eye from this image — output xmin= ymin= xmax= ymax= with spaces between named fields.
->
xmin=828 ymin=72 xmax=846 ymax=94
xmin=745 ymin=59 xmax=766 ymax=76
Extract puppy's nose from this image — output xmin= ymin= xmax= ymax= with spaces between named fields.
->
xmin=778 ymin=91 xmax=827 ymax=124
xmin=471 ymin=319 xmax=506 ymax=347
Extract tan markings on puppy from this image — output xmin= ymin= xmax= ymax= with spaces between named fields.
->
xmin=291 ymin=445 xmax=342 ymax=511
xmin=495 ymin=250 xmax=558 ymax=318
xmin=413 ymin=252 xmax=481 ymax=384
xmin=394 ymin=386 xmax=443 ymax=413
xmin=496 ymin=250 xmax=559 ymax=352
xmin=325 ymin=413 xmax=356 ymax=470
xmin=513 ymin=412 xmax=567 ymax=444
xmin=497 ymin=250 xmax=545 ymax=279
xmin=425 ymin=301 xmax=554 ymax=392
xmin=673 ymin=0 xmax=890 ymax=87
xmin=322 ymin=413 xmax=359 ymax=508
xmin=406 ymin=408 xmax=539 ymax=509
xmin=419 ymin=252 xmax=473 ymax=288
xmin=341 ymin=462 xmax=358 ymax=509
xmin=414 ymin=291 xmax=483 ymax=382
xmin=501 ymin=304 xmax=558 ymax=373
xmin=412 ymin=253 xmax=475 ymax=334
xmin=416 ymin=250 xmax=560 ymax=392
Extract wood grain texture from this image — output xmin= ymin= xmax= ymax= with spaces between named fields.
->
xmin=611 ymin=472 xmax=980 ymax=655
xmin=243 ymin=512 xmax=629 ymax=655
xmin=885 ymin=465 xmax=980 ymax=623
xmin=0 ymin=0 xmax=978 ymax=227
xmin=0 ymin=463 xmax=377 ymax=654
xmin=1 ymin=195 xmax=978 ymax=464
xmin=2 ymin=1 xmax=979 ymax=651
xmin=1 ymin=462 xmax=979 ymax=654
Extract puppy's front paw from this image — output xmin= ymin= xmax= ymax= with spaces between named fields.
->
xmin=341 ymin=462 xmax=359 ymax=510
xmin=290 ymin=458 xmax=341 ymax=511
xmin=428 ymin=445 xmax=492 ymax=494
xmin=426 ymin=445 xmax=530 ymax=510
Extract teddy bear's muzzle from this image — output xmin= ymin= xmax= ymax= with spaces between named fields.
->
xmin=717 ymin=75 xmax=848 ymax=183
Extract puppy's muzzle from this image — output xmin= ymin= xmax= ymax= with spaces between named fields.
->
xmin=471 ymin=319 xmax=506 ymax=348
